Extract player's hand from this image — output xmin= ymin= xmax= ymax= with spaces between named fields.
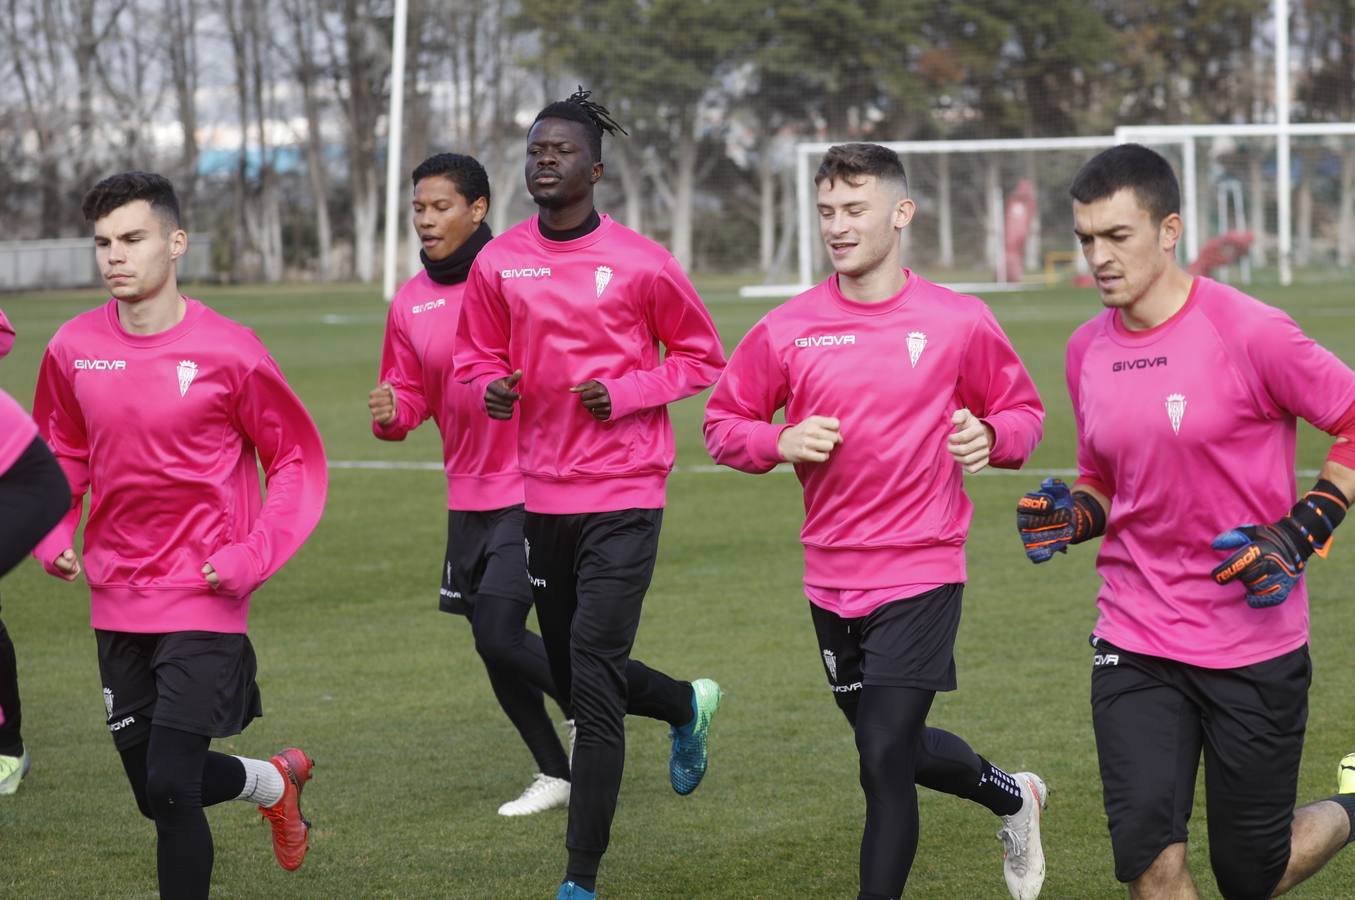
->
xmin=1210 ymin=522 xmax=1307 ymax=608
xmin=778 ymin=416 xmax=843 ymax=464
xmin=1017 ymin=478 xmax=1075 ymax=563
xmin=570 ymin=380 xmax=611 ymax=421
xmin=368 ymin=382 xmax=398 ymax=425
xmin=52 ymin=548 xmax=81 ymax=581
xmin=485 ymin=370 xmax=523 ymax=420
xmin=948 ymin=408 xmax=994 ymax=474
xmin=202 ymin=563 xmax=220 ymax=589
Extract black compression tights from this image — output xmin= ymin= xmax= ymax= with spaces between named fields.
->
xmin=851 ymin=685 xmax=1004 ymax=900
xmin=119 ymin=726 xmax=246 ymax=900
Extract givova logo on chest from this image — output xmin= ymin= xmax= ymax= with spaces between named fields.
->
xmin=794 ymin=334 xmax=856 ymax=348
xmin=74 ymin=358 xmax=126 ymax=371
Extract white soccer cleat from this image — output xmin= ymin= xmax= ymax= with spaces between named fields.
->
xmin=996 ymin=772 xmax=1047 ymax=900
xmin=0 ymin=748 xmax=30 ymax=796
xmin=497 ymin=772 xmax=569 ymax=817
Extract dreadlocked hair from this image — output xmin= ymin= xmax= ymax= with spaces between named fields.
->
xmin=533 ymin=86 xmax=628 ymax=159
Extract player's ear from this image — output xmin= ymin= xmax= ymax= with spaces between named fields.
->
xmin=470 ymin=195 xmax=489 ymax=226
xmin=894 ymin=197 xmax=916 ymax=230
xmin=590 ymin=160 xmax=604 ymax=184
xmin=1159 ymin=212 xmax=1183 ymax=253
xmin=169 ymin=228 xmax=188 ymax=261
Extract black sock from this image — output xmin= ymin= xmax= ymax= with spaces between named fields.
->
xmin=565 ymin=848 xmax=602 ymax=892
xmin=972 ymin=757 xmax=1024 ymax=817
xmin=1330 ymin=794 xmax=1355 ymax=845
xmin=0 ymin=613 xmax=23 ymax=756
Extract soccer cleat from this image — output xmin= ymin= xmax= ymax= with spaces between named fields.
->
xmin=498 ymin=773 xmax=570 ymax=817
xmin=669 ymin=678 xmax=722 ymax=796
xmin=1339 ymin=753 xmax=1355 ymax=794
xmin=996 ymin=772 xmax=1048 ymax=900
xmin=556 ymin=880 xmax=596 ymax=899
xmin=260 ymin=747 xmax=314 ymax=871
xmin=0 ymin=748 xmax=30 ymax=796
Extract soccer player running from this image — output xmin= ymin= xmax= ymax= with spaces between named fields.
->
xmin=454 ymin=90 xmax=727 ymax=900
xmin=368 ymin=152 xmax=571 ymax=816
xmin=1016 ymin=143 xmax=1355 ymax=899
xmin=0 ymin=308 xmax=70 ymax=795
xmin=31 ymin=172 xmax=327 ymax=898
xmin=705 ymin=143 xmax=1049 ymax=900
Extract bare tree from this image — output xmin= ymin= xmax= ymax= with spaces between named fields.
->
xmin=333 ymin=0 xmax=387 ymax=283
xmin=163 ymin=0 xmax=201 ymax=211
xmin=281 ymin=0 xmax=335 ymax=279
xmin=223 ymin=0 xmax=283 ymax=281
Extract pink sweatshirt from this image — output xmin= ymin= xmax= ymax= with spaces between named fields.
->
xmin=1069 ymin=277 xmax=1355 ymax=668
xmin=454 ymin=215 xmax=726 ymax=513
xmin=0 ymin=309 xmax=37 ymax=474
xmin=32 ymin=298 xmax=328 ymax=634
xmin=705 ymin=272 xmax=1044 ymax=615
xmin=374 ymin=271 xmax=523 ymax=510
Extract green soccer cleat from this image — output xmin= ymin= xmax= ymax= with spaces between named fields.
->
xmin=1339 ymin=753 xmax=1355 ymax=794
xmin=0 ymin=747 xmax=30 ymax=796
xmin=669 ymin=678 xmax=722 ymax=796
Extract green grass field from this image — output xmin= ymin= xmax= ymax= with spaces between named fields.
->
xmin=1 ymin=278 xmax=1353 ymax=899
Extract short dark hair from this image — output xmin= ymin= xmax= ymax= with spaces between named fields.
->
xmin=1069 ymin=144 xmax=1180 ymax=224
xmin=532 ymin=86 xmax=627 ymax=161
xmin=411 ymin=153 xmax=491 ymax=208
xmin=82 ymin=171 xmax=181 ymax=228
xmin=814 ymin=143 xmax=909 ymax=194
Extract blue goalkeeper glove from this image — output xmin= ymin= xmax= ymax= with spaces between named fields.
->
xmin=1017 ymin=477 xmax=1106 ymax=563
xmin=1211 ymin=479 xmax=1349 ymax=608
xmin=1210 ymin=523 xmax=1306 ymax=608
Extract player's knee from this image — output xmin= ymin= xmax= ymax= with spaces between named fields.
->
xmin=855 ymin=724 xmax=915 ymax=792
xmin=144 ymin=762 xmax=199 ymax=819
xmin=1211 ymin=842 xmax=1288 ymax=900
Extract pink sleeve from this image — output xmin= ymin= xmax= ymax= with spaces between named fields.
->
xmin=0 ymin=309 xmax=14 ymax=359
xmin=1236 ymin=306 xmax=1355 ymax=431
xmin=957 ymin=306 xmax=1044 ymax=468
xmin=31 ymin=348 xmax=90 ymax=572
xmin=452 ymin=258 xmax=512 ymax=407
xmin=596 ymin=257 xmax=726 ymax=420
xmin=205 ymin=356 xmax=328 ymax=600
xmin=1066 ymin=331 xmax=1113 ymax=498
xmin=372 ymin=303 xmax=428 ymax=441
xmin=703 ymin=319 xmax=789 ymax=474
xmin=1324 ymin=400 xmax=1355 ymax=471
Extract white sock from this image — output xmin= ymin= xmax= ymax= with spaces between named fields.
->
xmin=234 ymin=756 xmax=285 ymax=807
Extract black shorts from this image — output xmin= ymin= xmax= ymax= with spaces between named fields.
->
xmin=809 ymin=583 xmax=963 ymax=710
xmin=440 ymin=505 xmax=533 ymax=616
xmin=96 ymin=630 xmax=263 ymax=751
xmin=1089 ymin=636 xmax=1310 ymax=897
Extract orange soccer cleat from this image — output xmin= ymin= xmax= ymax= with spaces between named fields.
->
xmin=260 ymin=747 xmax=315 ymax=871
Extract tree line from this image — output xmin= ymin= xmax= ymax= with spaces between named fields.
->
xmin=2 ymin=0 xmax=1352 ymax=281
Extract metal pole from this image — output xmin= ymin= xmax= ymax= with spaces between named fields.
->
xmin=1275 ymin=0 xmax=1292 ymax=285
xmin=797 ymin=147 xmax=812 ymax=289
xmin=381 ymin=0 xmax=409 ymax=301
xmin=1182 ymin=138 xmax=1199 ymax=264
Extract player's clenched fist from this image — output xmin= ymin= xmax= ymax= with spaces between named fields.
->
xmin=368 ymin=382 xmax=398 ymax=425
xmin=778 ymin=415 xmax=843 ymax=464
xmin=485 ymin=370 xmax=523 ymax=420
xmin=947 ymin=407 xmax=993 ymax=473
xmin=1016 ymin=477 xmax=1106 ymax=563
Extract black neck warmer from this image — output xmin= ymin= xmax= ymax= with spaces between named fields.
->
xmin=421 ymin=222 xmax=493 ymax=285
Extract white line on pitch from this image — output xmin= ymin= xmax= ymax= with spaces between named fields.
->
xmin=328 ymin=460 xmax=1320 ymax=479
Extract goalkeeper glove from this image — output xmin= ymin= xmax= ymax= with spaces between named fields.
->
xmin=1211 ymin=479 xmax=1348 ymax=608
xmin=1016 ymin=477 xmax=1106 ymax=563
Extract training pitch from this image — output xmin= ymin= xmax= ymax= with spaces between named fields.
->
xmin=1 ymin=278 xmax=1353 ymax=898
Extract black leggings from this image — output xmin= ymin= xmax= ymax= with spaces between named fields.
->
xmin=119 ymin=726 xmax=246 ymax=900
xmin=0 ymin=435 xmax=73 ymax=754
xmin=470 ymin=593 xmax=570 ymax=779
xmin=851 ymin=685 xmax=994 ymax=900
